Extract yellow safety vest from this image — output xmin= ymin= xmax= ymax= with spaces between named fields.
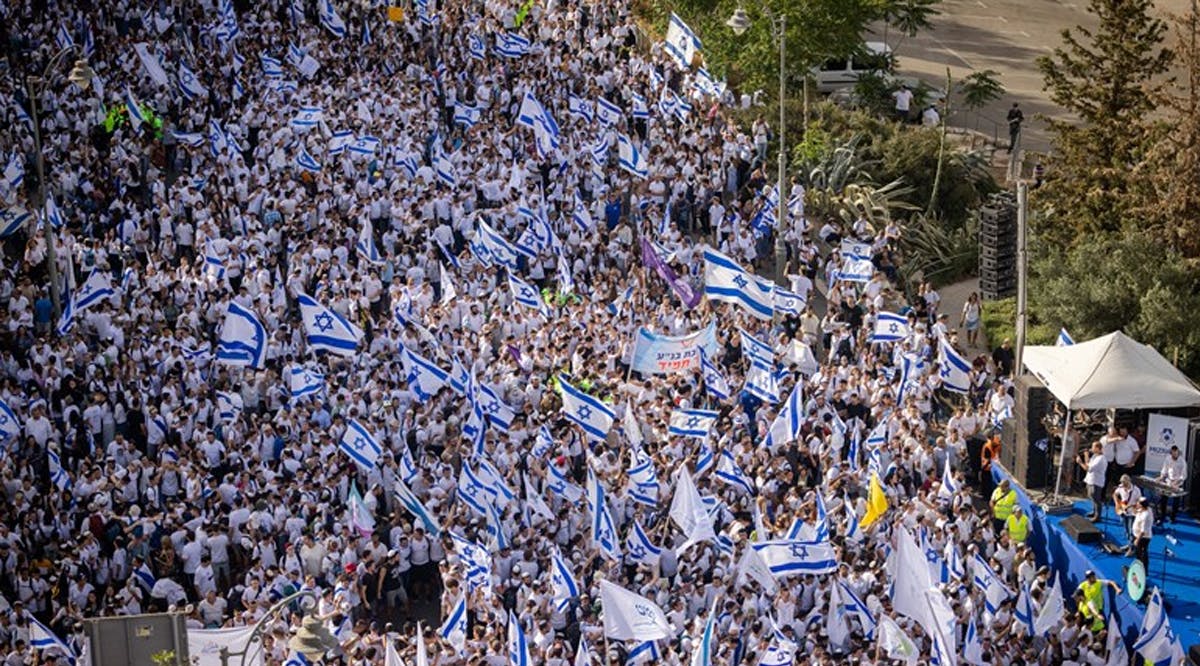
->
xmin=992 ymin=488 xmax=1017 ymax=520
xmin=1006 ymin=513 xmax=1029 ymax=542
xmin=1078 ymin=580 xmax=1104 ymax=618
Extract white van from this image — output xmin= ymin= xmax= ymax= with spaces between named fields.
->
xmin=812 ymin=42 xmax=893 ymax=94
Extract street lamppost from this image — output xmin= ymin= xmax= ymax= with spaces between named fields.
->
xmin=727 ymin=6 xmax=788 ymax=282
xmin=25 ymin=46 xmax=95 ymax=317
xmin=219 ymin=590 xmax=340 ymax=666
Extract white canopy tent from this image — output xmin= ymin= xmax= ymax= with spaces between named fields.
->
xmin=1022 ymin=331 xmax=1200 ymax=498
xmin=1023 ymin=331 xmax=1200 ymax=410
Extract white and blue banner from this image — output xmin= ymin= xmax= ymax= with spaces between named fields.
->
xmin=668 ymin=409 xmax=719 ymax=438
xmin=751 ymin=540 xmax=838 ymax=576
xmin=630 ymin=321 xmax=718 ymax=375
xmin=664 ymin=13 xmax=702 ymax=69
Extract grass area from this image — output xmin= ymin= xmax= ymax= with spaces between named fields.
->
xmin=980 ymin=297 xmax=1057 ymax=349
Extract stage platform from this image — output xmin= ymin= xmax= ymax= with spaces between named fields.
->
xmin=1044 ymin=501 xmax=1200 ymax=648
xmin=992 ymin=464 xmax=1200 ymax=654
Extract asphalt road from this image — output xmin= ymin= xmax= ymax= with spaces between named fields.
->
xmin=883 ymin=0 xmax=1193 ymax=154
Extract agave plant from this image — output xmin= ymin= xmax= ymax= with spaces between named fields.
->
xmin=898 ymin=210 xmax=980 ymax=287
xmin=800 ymin=134 xmax=918 ymax=230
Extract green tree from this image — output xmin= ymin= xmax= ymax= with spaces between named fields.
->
xmin=1138 ymin=7 xmax=1200 ymax=257
xmin=957 ymin=69 xmax=1004 ymax=112
xmin=1034 ymin=0 xmax=1173 ymax=244
xmin=1031 ymin=232 xmax=1200 ymax=375
xmin=655 ymin=0 xmax=891 ymax=92
xmin=882 ymin=0 xmax=943 ymax=54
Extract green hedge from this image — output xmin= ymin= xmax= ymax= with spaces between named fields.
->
xmin=980 ymin=297 xmax=1057 ymax=350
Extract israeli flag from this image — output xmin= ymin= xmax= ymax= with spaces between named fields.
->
xmin=837 ymin=578 xmax=878 ymax=639
xmin=357 ymin=219 xmax=385 ymax=265
xmin=550 ymin=547 xmax=581 ymax=612
xmin=763 ymin=381 xmax=805 ymax=450
xmin=586 ymin=465 xmax=621 ymax=560
xmin=617 ymin=134 xmax=648 ymax=179
xmin=702 ymin=248 xmax=775 ymax=320
xmin=937 ymin=336 xmax=971 ymax=394
xmin=664 ymin=13 xmax=702 ymax=68
xmin=403 ymin=346 xmax=450 ymax=401
xmin=841 ymin=239 xmax=873 ymax=260
xmin=298 ymin=293 xmax=362 ymax=356
xmin=547 ymin=464 xmax=584 ymax=503
xmin=132 ymin=563 xmax=157 ymax=591
xmin=659 ymin=88 xmax=680 ymax=118
xmin=438 ymin=590 xmax=467 ymax=652
xmin=468 ymin=33 xmax=486 ymax=60
xmin=216 ymin=301 xmax=268 ymax=368
xmin=559 ymin=375 xmax=615 ymax=442
xmin=30 ymin=618 xmax=75 ymax=662
xmin=1134 ymin=588 xmax=1184 ymax=665
xmin=176 ymin=62 xmax=207 ymax=101
xmin=837 ymin=257 xmax=876 ymax=283
xmin=626 ymin=641 xmax=660 ymax=665
xmin=361 ymin=19 xmax=371 ymax=46
xmin=505 ymin=273 xmax=544 ymax=314
xmin=434 ymin=152 xmax=457 ymax=187
xmin=971 ymin=552 xmax=1013 ymax=613
xmin=695 ymin=443 xmax=715 ymax=476
xmin=751 ymin=540 xmax=838 ymax=576
xmin=494 ymin=32 xmax=531 ymax=58
xmin=457 ymin=465 xmax=493 ymax=518
xmin=48 ymin=449 xmax=71 ymax=490
xmin=216 ymin=391 xmax=244 ymax=422
xmin=672 ymin=96 xmax=693 ymax=122
xmin=328 ymin=130 xmax=354 ymax=155
xmin=203 ymin=240 xmax=226 ymax=281
xmin=291 ymin=106 xmax=323 ymax=130
xmin=288 ymin=366 xmax=325 ymax=398
xmin=0 ymin=399 xmax=19 ymax=442
xmin=4 ymin=152 xmax=25 ymax=189
xmin=339 ymin=418 xmax=382 ymax=470
xmin=73 ymin=269 xmax=115 ymax=312
xmin=556 ymin=253 xmax=574 ymax=294
xmin=715 ymin=450 xmax=756 ymax=496
xmin=44 ymin=194 xmax=66 ymax=230
xmin=350 ymin=135 xmax=381 ymax=156
xmin=507 ymin=611 xmax=533 ymax=666
xmin=125 ymin=86 xmax=147 ymax=129
xmin=938 ymin=456 xmax=959 ymax=500
xmin=56 ymin=23 xmax=74 ymax=50
xmin=740 ymin=327 xmax=775 ymax=367
xmin=626 ymin=518 xmax=662 ymax=566
xmin=318 ymin=0 xmax=346 ymax=37
xmin=260 ymin=53 xmax=284 ymax=78
xmin=454 ymin=102 xmax=481 ymax=128
xmin=516 ymin=92 xmax=561 ymax=158
xmin=590 ymin=134 xmax=610 ymax=166
xmin=873 ymin=312 xmax=910 ymax=343
xmin=171 ymin=131 xmax=205 ymax=148
xmin=568 ymin=94 xmax=594 ymax=123
xmin=571 ymin=193 xmax=593 ymax=231
xmin=450 ymin=532 xmax=493 ymax=594
xmin=699 ymin=350 xmax=731 ymax=401
xmin=631 ymin=93 xmax=650 ymax=120
xmin=668 ymin=409 xmax=719 ymax=438
xmin=478 ymin=383 xmax=516 ymax=432
xmin=0 ymin=208 xmax=29 ymax=240
xmin=1014 ymin=583 xmax=1036 ymax=637
xmin=394 ymin=479 xmax=442 ymax=537
xmin=295 ymin=145 xmax=322 ymax=172
xmin=607 ymin=284 xmax=634 ymax=317
xmin=773 ymin=286 xmax=806 ymax=316
xmin=694 ymin=68 xmax=722 ymax=97
xmin=596 ymin=97 xmax=622 ymax=126
xmin=1057 ymin=328 xmax=1075 ymax=346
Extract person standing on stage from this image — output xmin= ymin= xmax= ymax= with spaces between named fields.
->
xmin=1157 ymin=445 xmax=1188 ymax=522
xmin=1112 ymin=474 xmax=1142 ymax=549
xmin=1131 ymin=498 xmax=1154 ymax=576
xmin=1113 ymin=426 xmax=1144 ymax=483
xmin=1079 ymin=442 xmax=1108 ymax=521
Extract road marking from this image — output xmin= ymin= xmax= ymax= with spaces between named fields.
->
xmin=1018 ymin=30 xmax=1030 ymax=37
xmin=976 ymin=0 xmax=987 ymax=6
xmin=927 ymin=35 xmax=975 ymax=69
xmin=950 ymin=14 xmax=1008 ymax=21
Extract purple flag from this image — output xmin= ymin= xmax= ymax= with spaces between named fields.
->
xmin=641 ymin=238 xmax=701 ymax=309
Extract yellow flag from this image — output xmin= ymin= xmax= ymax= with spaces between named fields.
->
xmin=860 ymin=472 xmax=889 ymax=529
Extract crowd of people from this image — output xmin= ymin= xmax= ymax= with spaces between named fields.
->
xmin=0 ymin=0 xmax=1167 ymax=665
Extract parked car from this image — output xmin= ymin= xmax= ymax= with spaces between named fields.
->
xmin=811 ymin=41 xmax=893 ymax=94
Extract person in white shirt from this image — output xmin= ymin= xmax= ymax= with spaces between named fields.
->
xmin=1077 ymin=442 xmax=1108 ymax=521
xmin=1157 ymin=445 xmax=1188 ymax=521
xmin=1131 ymin=498 xmax=1153 ymax=576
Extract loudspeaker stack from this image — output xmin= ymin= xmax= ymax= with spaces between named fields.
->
xmin=979 ymin=191 xmax=1017 ymax=300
